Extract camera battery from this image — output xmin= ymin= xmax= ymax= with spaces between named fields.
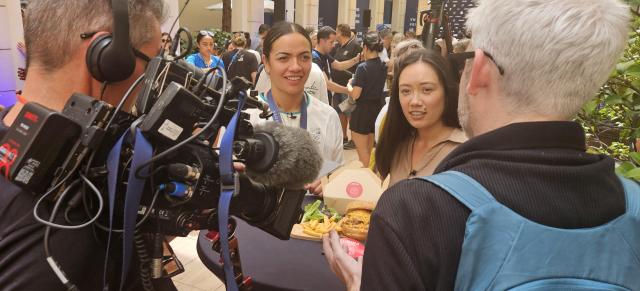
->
xmin=0 ymin=102 xmax=81 ymax=194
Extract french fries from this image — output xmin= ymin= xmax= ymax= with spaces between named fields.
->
xmin=301 ymin=217 xmax=342 ymax=238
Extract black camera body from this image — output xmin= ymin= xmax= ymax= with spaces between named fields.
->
xmin=0 ymin=56 xmax=304 ymax=241
xmin=137 ymin=140 xmax=305 ymax=239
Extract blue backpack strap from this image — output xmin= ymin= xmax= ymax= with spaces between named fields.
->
xmin=618 ymin=175 xmax=640 ymax=217
xmin=418 ymin=171 xmax=496 ymax=211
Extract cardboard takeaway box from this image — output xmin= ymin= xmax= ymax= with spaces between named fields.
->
xmin=321 ymin=161 xmax=390 ymax=215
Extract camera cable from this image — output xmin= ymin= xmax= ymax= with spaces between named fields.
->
xmin=133 ymin=66 xmax=229 ymax=179
xmin=43 ymin=173 xmax=100 ymax=291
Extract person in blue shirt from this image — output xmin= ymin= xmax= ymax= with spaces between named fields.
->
xmin=186 ymin=31 xmax=225 ymax=75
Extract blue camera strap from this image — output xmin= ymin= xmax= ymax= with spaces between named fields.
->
xmin=105 ymin=128 xmax=153 ymax=291
xmin=218 ymin=91 xmax=247 ymax=291
xmin=265 ymin=90 xmax=307 ymax=129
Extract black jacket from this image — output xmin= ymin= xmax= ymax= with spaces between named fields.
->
xmin=361 ymin=121 xmax=625 ymax=290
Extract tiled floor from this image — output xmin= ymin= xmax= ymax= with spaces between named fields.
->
xmin=170 ymin=231 xmax=225 ymax=291
xmin=170 ymin=149 xmax=359 ymax=290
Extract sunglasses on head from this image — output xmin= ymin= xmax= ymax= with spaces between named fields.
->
xmin=199 ymin=30 xmax=215 ymax=37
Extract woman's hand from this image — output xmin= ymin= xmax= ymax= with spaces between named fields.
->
xmin=352 ymin=54 xmax=361 ymax=65
xmin=304 ymin=179 xmax=323 ymax=196
xmin=322 ymin=230 xmax=362 ymax=291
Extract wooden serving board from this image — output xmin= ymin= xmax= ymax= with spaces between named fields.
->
xmin=290 ymin=224 xmax=322 ymax=241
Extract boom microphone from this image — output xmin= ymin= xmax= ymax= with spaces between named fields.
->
xmin=242 ymin=122 xmax=322 ymax=189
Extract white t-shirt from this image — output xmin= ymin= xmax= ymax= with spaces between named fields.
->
xmin=375 ymin=97 xmax=391 ymax=143
xmin=246 ymin=49 xmax=262 ymax=65
xmin=254 ymin=63 xmax=329 ymax=105
xmin=245 ymin=94 xmax=344 ymax=165
xmin=379 ymin=48 xmax=390 ymax=63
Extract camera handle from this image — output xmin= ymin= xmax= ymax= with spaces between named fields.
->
xmin=206 ymin=220 xmax=253 ymax=290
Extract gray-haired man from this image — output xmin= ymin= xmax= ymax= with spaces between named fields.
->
xmin=0 ymin=1 xmax=174 ymax=290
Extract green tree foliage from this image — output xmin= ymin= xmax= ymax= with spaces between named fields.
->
xmin=577 ymin=3 xmax=640 ymax=179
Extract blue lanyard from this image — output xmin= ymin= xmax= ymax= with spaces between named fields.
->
xmin=265 ymin=90 xmax=308 ymax=129
xmin=105 ymin=128 xmax=153 ymax=291
xmin=229 ymin=50 xmax=241 ymax=69
xmin=217 ymin=92 xmax=247 ymax=291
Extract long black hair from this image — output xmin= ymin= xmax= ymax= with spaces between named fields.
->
xmin=375 ymin=48 xmax=460 ymax=178
xmin=262 ymin=21 xmax=312 ymax=60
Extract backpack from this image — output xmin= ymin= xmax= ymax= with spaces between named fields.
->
xmin=419 ymin=171 xmax=640 ymax=291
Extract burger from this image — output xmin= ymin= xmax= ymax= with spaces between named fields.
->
xmin=339 ymin=201 xmax=374 ymax=241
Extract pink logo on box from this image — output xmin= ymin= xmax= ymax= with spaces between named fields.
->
xmin=346 ymin=182 xmax=363 ymax=198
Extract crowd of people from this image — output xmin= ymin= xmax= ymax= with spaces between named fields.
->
xmin=3 ymin=0 xmax=640 ymax=290
xmin=160 ymin=22 xmax=440 ymax=171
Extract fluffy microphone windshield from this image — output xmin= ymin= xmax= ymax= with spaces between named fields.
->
xmin=246 ymin=122 xmax=323 ymax=189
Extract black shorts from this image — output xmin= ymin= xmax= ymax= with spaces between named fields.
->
xmin=349 ymin=100 xmax=384 ymax=134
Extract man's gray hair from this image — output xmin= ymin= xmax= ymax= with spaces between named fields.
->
xmin=467 ymin=0 xmax=630 ymax=118
xmin=25 ymin=0 xmax=166 ymax=72
xmin=393 ymin=39 xmax=423 ymax=58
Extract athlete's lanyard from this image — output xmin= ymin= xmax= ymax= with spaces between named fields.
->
xmin=265 ymin=90 xmax=307 ymax=129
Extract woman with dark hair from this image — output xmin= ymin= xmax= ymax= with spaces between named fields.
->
xmin=323 ymin=49 xmax=466 ymax=291
xmin=185 ymin=30 xmax=225 ymax=74
xmin=376 ymin=48 xmax=466 ymax=185
xmin=245 ymin=21 xmax=343 ymax=195
xmin=347 ymin=32 xmax=387 ymax=167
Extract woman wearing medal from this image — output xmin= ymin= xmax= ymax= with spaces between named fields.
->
xmin=245 ymin=21 xmax=344 ymax=195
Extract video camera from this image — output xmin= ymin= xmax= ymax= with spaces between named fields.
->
xmin=0 ymin=46 xmax=321 ymax=288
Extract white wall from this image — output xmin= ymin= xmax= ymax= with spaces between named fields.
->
xmin=232 ymin=0 xmax=264 ymax=36
xmin=337 ymin=0 xmax=357 ymax=28
xmin=0 ymin=0 xmax=24 ymax=107
xmin=177 ymin=0 xmax=223 ymax=32
xmin=162 ymin=0 xmax=181 ymax=35
xmin=294 ymin=0 xmax=319 ymax=29
xmin=391 ymin=0 xmax=407 ymax=33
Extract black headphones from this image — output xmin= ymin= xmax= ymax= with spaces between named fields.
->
xmin=86 ymin=0 xmax=136 ymax=83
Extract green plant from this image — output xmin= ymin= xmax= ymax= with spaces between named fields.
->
xmin=577 ymin=4 xmax=640 ymax=179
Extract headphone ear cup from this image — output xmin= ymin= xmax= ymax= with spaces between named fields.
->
xmin=85 ymin=33 xmax=136 ymax=83
xmin=86 ymin=34 xmax=114 ymax=82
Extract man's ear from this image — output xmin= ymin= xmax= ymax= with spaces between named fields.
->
xmin=466 ymin=48 xmax=492 ymax=97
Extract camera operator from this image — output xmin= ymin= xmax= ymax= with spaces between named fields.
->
xmin=0 ymin=1 xmax=174 ymax=290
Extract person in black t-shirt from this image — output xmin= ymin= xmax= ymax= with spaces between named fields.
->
xmin=323 ymin=0 xmax=635 ymax=290
xmin=345 ymin=32 xmax=386 ymax=168
xmin=312 ymin=26 xmax=361 ymax=107
xmin=331 ymin=24 xmax=362 ymax=149
xmin=0 ymin=1 xmax=175 ymax=290
xmin=222 ymin=35 xmax=259 ymax=85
